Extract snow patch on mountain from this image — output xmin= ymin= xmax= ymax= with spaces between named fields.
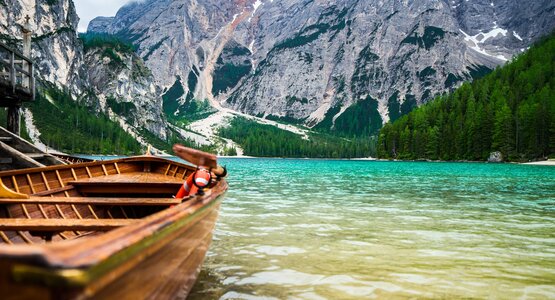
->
xmin=460 ymin=28 xmax=509 ymax=61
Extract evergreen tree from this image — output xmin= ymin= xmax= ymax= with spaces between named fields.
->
xmin=492 ymin=103 xmax=514 ymax=158
xmin=376 ymin=32 xmax=555 ymax=162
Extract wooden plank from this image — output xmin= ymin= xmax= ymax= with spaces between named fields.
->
xmin=71 ymin=182 xmax=182 ymax=195
xmin=25 ymin=153 xmax=46 ymax=159
xmin=0 ymin=158 xmax=12 ymax=164
xmin=69 ymin=172 xmax=185 ymax=184
xmin=67 ymin=172 xmax=184 ymax=194
xmin=0 ymin=141 xmax=44 ymax=169
xmin=0 ymin=218 xmax=136 ymax=231
xmin=31 ymin=185 xmax=74 ymax=196
xmin=114 ymin=162 xmax=121 ymax=174
xmin=0 ymin=197 xmax=182 ymax=206
xmin=0 ymin=156 xmax=191 ymax=178
xmin=0 ymin=231 xmax=12 ymax=244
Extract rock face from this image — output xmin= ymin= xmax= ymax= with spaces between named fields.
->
xmin=86 ymin=16 xmax=113 ymax=33
xmin=83 ymin=42 xmax=167 ymax=139
xmin=88 ymin=0 xmax=555 ymax=135
xmin=0 ymin=0 xmax=168 ymax=143
xmin=488 ymin=151 xmax=503 ymax=163
xmin=88 ymin=0 xmax=253 ymax=104
xmin=0 ymin=0 xmax=88 ymax=98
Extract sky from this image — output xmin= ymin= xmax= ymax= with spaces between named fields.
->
xmin=73 ymin=0 xmax=130 ymax=32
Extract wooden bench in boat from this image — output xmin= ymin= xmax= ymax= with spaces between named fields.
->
xmin=0 ymin=218 xmax=136 ymax=231
xmin=0 ymin=196 xmax=183 ymax=206
xmin=68 ymin=172 xmax=184 ymax=195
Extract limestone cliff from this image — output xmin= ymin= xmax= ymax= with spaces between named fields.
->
xmin=88 ymin=0 xmax=555 ymax=135
xmin=0 ymin=0 xmax=170 ymax=149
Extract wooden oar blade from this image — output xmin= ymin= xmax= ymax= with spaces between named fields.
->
xmin=172 ymin=144 xmax=218 ymax=168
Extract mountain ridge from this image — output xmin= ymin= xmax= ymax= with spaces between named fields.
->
xmin=1 ymin=0 xmax=554 ymax=156
xmin=88 ymin=0 xmax=555 ymax=137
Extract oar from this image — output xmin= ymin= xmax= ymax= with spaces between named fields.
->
xmin=172 ymin=144 xmax=226 ymax=177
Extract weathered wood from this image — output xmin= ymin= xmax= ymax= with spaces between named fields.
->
xmin=0 ymin=158 xmax=12 ymax=164
xmin=0 ymin=218 xmax=136 ymax=231
xmin=0 ymin=197 xmax=183 ymax=206
xmin=24 ymin=153 xmax=45 ymax=159
xmin=0 ymin=154 xmax=227 ymax=299
xmin=31 ymin=185 xmax=74 ymax=196
xmin=0 ymin=42 xmax=34 ymax=102
xmin=0 ymin=127 xmax=67 ymax=171
xmin=71 ymin=182 xmax=183 ymax=195
xmin=92 ymin=208 xmax=219 ymax=298
xmin=7 ymin=106 xmax=20 ymax=136
xmin=70 ymin=172 xmax=185 ymax=184
xmin=0 ymin=141 xmax=44 ymax=169
xmin=9 ymin=52 xmax=15 ymax=93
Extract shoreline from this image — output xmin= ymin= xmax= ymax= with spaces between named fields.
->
xmin=71 ymin=154 xmax=554 ymax=165
xmin=521 ymin=160 xmax=555 ymax=166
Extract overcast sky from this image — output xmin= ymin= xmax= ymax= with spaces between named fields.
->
xmin=74 ymin=0 xmax=130 ymax=32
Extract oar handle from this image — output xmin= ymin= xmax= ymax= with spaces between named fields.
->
xmin=172 ymin=144 xmax=226 ymax=177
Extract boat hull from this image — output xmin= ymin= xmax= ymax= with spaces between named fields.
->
xmin=0 ymin=200 xmax=222 ymax=300
xmin=91 ymin=203 xmax=220 ymax=299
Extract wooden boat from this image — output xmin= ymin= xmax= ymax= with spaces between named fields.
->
xmin=0 ymin=149 xmax=227 ymax=299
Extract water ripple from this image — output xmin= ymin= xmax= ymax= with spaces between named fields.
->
xmin=188 ymin=160 xmax=555 ymax=299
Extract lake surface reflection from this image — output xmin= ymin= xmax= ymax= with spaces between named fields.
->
xmin=180 ymin=159 xmax=555 ymax=299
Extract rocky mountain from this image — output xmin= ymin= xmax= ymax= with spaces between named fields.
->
xmin=0 ymin=0 xmax=88 ymax=98
xmin=1 ymin=0 xmax=553 ymax=155
xmin=88 ymin=0 xmax=555 ymax=136
xmin=0 ymin=0 xmax=174 ymax=151
xmin=82 ymin=35 xmax=167 ymax=139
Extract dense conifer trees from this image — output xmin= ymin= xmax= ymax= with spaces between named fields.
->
xmin=219 ymin=117 xmax=376 ymax=158
xmin=378 ymin=33 xmax=555 ymax=161
xmin=27 ymin=87 xmax=141 ymax=154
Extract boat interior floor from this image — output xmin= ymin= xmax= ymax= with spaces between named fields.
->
xmin=0 ymin=176 xmax=190 ymax=245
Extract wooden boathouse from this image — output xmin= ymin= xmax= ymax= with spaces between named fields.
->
xmin=0 ymin=16 xmax=35 ymax=136
xmin=0 ymin=18 xmax=65 ymax=170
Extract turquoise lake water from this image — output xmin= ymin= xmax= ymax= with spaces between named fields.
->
xmin=185 ymin=159 xmax=555 ymax=299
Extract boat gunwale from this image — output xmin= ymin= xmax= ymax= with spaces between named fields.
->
xmin=0 ymin=155 xmax=194 ymax=178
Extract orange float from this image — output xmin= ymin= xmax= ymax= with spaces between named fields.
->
xmin=175 ymin=168 xmax=212 ymax=197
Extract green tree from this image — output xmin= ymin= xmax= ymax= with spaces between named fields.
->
xmin=492 ymin=103 xmax=514 ymax=159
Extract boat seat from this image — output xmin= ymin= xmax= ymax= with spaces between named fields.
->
xmin=68 ymin=172 xmax=184 ymax=195
xmin=0 ymin=197 xmax=184 ymax=206
xmin=32 ymin=186 xmax=74 ymax=196
xmin=0 ymin=218 xmax=137 ymax=231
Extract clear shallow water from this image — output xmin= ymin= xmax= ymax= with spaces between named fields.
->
xmin=186 ymin=159 xmax=555 ymax=299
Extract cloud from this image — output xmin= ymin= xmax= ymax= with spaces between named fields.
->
xmin=73 ymin=0 xmax=131 ymax=32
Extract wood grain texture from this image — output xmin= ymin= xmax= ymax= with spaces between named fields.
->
xmin=0 ymin=155 xmax=227 ymax=299
xmin=0 ymin=218 xmax=136 ymax=231
xmin=0 ymin=197 xmax=184 ymax=206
